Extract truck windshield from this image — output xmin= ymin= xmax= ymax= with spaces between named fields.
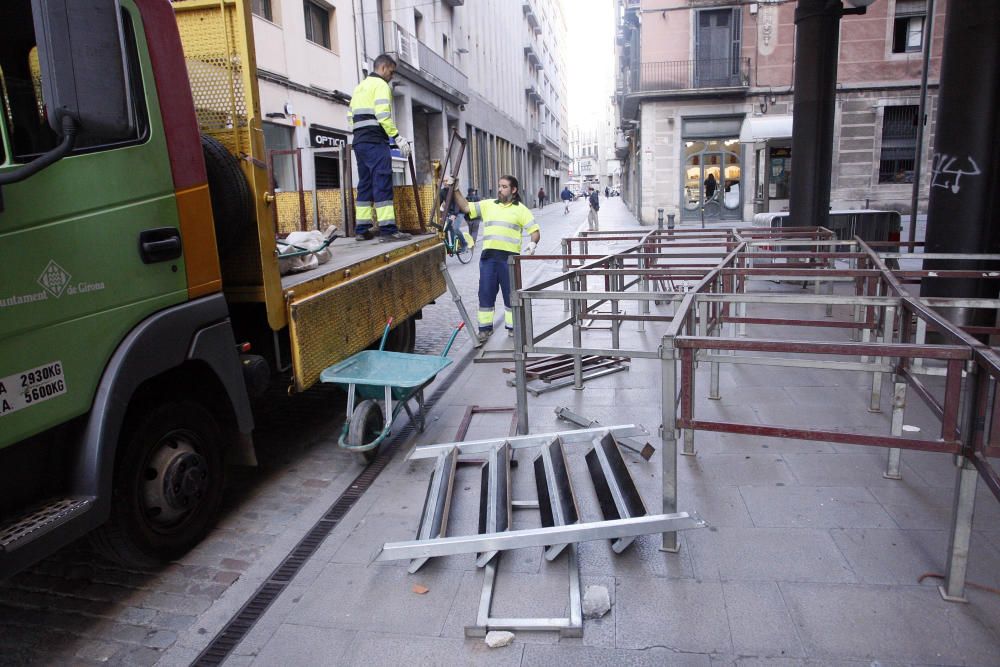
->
xmin=0 ymin=0 xmax=148 ymax=165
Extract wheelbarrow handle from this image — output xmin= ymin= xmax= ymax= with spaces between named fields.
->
xmin=378 ymin=317 xmax=395 ymax=351
xmin=441 ymin=321 xmax=464 ymax=357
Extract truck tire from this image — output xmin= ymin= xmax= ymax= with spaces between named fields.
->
xmin=91 ymin=401 xmax=225 ymax=569
xmin=201 ymin=134 xmax=252 ymax=257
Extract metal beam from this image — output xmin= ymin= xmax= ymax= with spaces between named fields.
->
xmin=374 ymin=513 xmax=706 ymax=562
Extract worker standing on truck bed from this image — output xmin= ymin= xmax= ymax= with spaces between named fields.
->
xmin=348 ymin=54 xmax=411 ymax=242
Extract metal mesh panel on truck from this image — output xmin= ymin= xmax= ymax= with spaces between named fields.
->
xmin=287 ymin=243 xmax=446 ymax=392
xmin=174 ymin=2 xmax=250 ymax=157
xmin=173 ymin=0 xmax=270 ymax=292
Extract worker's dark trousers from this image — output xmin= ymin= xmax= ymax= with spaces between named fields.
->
xmin=353 ymin=141 xmax=398 ymax=235
xmin=477 ymin=254 xmax=513 ymax=332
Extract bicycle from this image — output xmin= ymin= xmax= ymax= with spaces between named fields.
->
xmin=432 ymin=213 xmax=474 ymax=264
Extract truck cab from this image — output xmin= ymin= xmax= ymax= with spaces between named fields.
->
xmin=0 ymin=0 xmax=444 ymax=578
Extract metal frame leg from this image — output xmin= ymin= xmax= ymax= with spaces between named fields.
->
xmin=940 ymin=457 xmax=977 ymax=602
xmin=884 ymin=379 xmax=906 ymax=480
xmin=660 ymin=337 xmax=679 ymax=552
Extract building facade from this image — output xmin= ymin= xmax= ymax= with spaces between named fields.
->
xmin=251 ymin=0 xmax=569 ymax=215
xmin=615 ymin=0 xmax=945 ymax=224
xmin=252 ymin=0 xmax=360 ymax=216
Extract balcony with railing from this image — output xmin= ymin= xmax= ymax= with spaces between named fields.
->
xmin=527 ymin=126 xmax=544 ymax=150
xmin=630 ymin=57 xmax=751 ymax=94
xmin=523 ymin=1 xmax=541 ymax=35
xmin=382 ymin=22 xmax=469 ymax=105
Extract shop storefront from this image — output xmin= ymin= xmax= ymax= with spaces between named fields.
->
xmin=739 ymin=115 xmax=793 ymax=214
xmin=680 ymin=116 xmax=744 ymax=222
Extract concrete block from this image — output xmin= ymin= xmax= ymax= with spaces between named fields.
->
xmin=252 ymin=624 xmax=355 ymax=666
xmin=522 ymin=644 xmax=711 ymax=666
xmin=740 ymin=486 xmax=896 ymax=529
xmin=782 ymin=582 xmax=1000 ymax=664
xmin=686 ymin=527 xmax=856 ymax=583
xmin=290 ymin=563 xmax=464 ymax=635
xmin=615 ymin=577 xmax=731 ymax=653
xmin=722 ymin=581 xmax=804 ymax=658
xmin=342 ymin=632 xmax=523 ymax=666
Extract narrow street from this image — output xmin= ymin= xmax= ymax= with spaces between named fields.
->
xmin=0 ymin=195 xmax=608 ymax=666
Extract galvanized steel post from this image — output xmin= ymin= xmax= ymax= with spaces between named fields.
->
xmin=660 ymin=335 xmax=679 ymax=553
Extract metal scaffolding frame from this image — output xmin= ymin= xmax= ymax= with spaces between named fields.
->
xmin=509 ymin=226 xmax=1000 ymax=601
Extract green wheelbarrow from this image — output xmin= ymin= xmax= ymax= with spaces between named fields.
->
xmin=320 ymin=319 xmax=464 ymax=465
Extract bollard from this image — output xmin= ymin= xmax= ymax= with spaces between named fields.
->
xmin=657 ymin=207 xmax=664 ymax=231
xmin=667 ymin=213 xmax=675 ymax=231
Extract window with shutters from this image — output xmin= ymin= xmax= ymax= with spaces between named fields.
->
xmin=879 ymin=105 xmax=919 ymax=183
xmin=251 ymin=0 xmax=273 ymax=22
xmin=304 ymin=0 xmax=335 ymax=51
xmin=892 ymin=0 xmax=926 ymax=54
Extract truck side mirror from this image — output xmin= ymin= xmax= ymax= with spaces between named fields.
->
xmin=31 ymin=0 xmax=135 ymax=139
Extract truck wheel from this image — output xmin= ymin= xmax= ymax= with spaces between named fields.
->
xmin=383 ymin=316 xmax=416 ymax=354
xmin=346 ymin=399 xmax=384 ymax=465
xmin=91 ymin=401 xmax=225 ymax=568
xmin=201 ymin=134 xmax=252 ymax=258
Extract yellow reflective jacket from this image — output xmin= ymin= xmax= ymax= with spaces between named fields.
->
xmin=348 ymin=74 xmax=398 ymax=144
xmin=467 ymin=200 xmax=538 ymax=254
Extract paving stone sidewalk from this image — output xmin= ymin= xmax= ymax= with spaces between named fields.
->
xmin=155 ymin=198 xmax=1000 ymax=666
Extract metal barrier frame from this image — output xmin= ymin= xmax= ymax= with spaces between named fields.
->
xmin=510 ymin=226 xmax=1000 ymax=600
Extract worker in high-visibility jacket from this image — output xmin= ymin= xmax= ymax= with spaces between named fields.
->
xmin=348 ymin=54 xmax=411 ymax=242
xmin=447 ymin=174 xmax=540 ymax=342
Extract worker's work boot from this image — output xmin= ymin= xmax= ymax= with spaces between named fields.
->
xmin=355 ymin=229 xmax=375 ymax=241
xmin=378 ymin=231 xmax=412 ymax=243
xmin=477 ymin=329 xmax=493 ymax=344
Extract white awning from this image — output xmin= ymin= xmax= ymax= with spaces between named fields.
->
xmin=739 ymin=115 xmax=793 ymax=143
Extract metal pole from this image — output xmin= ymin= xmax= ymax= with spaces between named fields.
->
xmin=572 ymin=274 xmax=584 ymax=390
xmin=922 ymin=0 xmax=1000 ymax=313
xmin=660 ymin=337 xmax=679 ymax=553
xmin=942 ymin=361 xmax=981 ymax=601
xmin=941 ymin=456 xmax=978 ymax=602
xmin=884 ymin=380 xmax=906 ymax=480
xmin=511 ymin=258 xmax=530 ymax=434
xmin=789 ymin=0 xmax=843 ymax=227
xmin=906 ymin=0 xmax=935 ymax=253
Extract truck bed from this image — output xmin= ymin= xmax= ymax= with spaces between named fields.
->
xmin=280 ymin=232 xmax=440 ymax=292
xmin=279 ymin=232 xmax=447 ymax=392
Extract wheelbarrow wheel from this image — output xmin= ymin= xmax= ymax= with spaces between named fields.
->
xmin=346 ymin=399 xmax=384 ymax=465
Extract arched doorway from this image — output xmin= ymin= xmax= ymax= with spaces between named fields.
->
xmin=682 ymin=139 xmax=742 ymax=222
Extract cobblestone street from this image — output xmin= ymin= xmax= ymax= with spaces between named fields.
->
xmin=0 ymin=198 xmax=586 ymax=666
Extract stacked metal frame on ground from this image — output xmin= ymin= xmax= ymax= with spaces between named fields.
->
xmin=508 ymin=225 xmax=1000 ymax=602
xmin=375 ymin=424 xmax=706 ymax=636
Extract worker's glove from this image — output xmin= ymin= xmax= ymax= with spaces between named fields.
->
xmin=524 ymin=241 xmax=537 ymax=256
xmin=394 ymin=135 xmax=411 ymax=159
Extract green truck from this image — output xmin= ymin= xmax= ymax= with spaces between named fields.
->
xmin=0 ymin=0 xmax=445 ymax=577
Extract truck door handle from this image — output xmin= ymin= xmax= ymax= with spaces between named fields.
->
xmin=139 ymin=228 xmax=183 ymax=264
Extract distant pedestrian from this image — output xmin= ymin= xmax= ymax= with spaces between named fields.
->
xmin=537 ymin=187 xmax=546 ymax=208
xmin=560 ymin=186 xmax=573 ymax=214
xmin=587 ymin=186 xmax=600 ymax=231
xmin=704 ymin=172 xmax=718 ymax=201
xmin=605 ymin=186 xmax=610 ymax=198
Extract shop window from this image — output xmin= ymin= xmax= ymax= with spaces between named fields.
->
xmin=251 ymin=0 xmax=273 ymax=22
xmin=314 ymin=154 xmax=340 ymax=189
xmin=879 ymin=105 xmax=918 ymax=183
xmin=263 ymin=122 xmax=296 ymax=191
xmin=892 ymin=0 xmax=926 ymax=54
xmin=0 ymin=1 xmax=148 ymax=164
xmin=304 ymin=0 xmax=334 ymax=50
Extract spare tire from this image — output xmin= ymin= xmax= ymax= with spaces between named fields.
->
xmin=201 ymin=134 xmax=253 ymax=257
